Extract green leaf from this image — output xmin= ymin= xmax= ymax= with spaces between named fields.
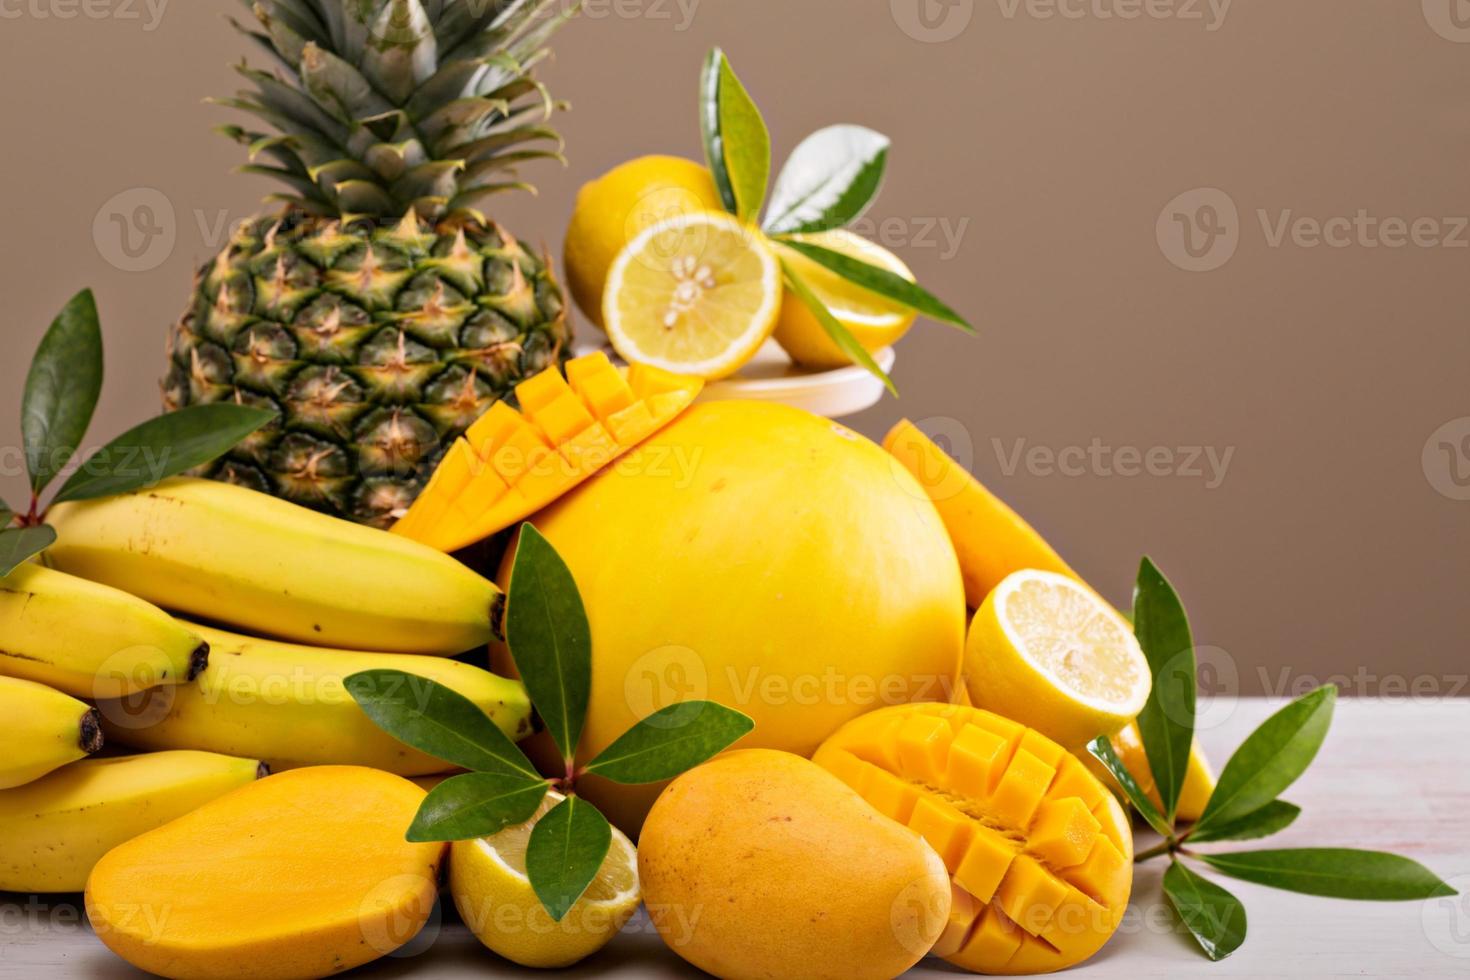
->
xmin=0 ymin=525 xmax=57 ymax=579
xmin=1086 ymin=735 xmax=1173 ymax=839
xmin=506 ymin=524 xmax=591 ymax=764
xmin=1132 ymin=557 xmax=1196 ymax=823
xmin=776 ymin=239 xmax=972 ymax=331
xmin=406 ymin=772 xmax=548 ymax=843
xmin=1163 ymin=860 xmax=1247 ymax=960
xmin=0 ymin=504 xmax=13 ymax=529
xmin=764 ymin=125 xmax=890 ymax=235
xmin=22 ymin=289 xmax=103 ymax=495
xmin=1186 ymin=800 xmax=1300 ymax=843
xmin=699 ymin=48 xmax=770 ymax=222
xmin=1193 ymin=686 xmax=1335 ymax=836
xmin=526 ymin=795 xmax=611 ymax=921
xmin=781 ymin=260 xmax=896 ymax=395
xmin=1200 ymin=848 xmax=1456 ymax=901
xmin=51 ymin=404 xmax=277 ymax=504
xmin=347 ymin=670 xmax=540 ymax=778
xmin=584 ymin=702 xmax=754 ymax=785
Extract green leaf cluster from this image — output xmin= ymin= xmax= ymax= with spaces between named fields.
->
xmin=1088 ymin=559 xmax=1455 ymax=961
xmin=350 ymin=524 xmax=753 ymax=921
xmin=1 ymin=290 xmax=276 ymax=577
xmin=698 ymin=48 xmax=973 ymax=393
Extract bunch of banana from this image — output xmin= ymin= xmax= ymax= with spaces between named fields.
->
xmin=46 ymin=478 xmax=504 ymax=656
xmin=0 ymin=750 xmax=264 ymax=892
xmin=0 ymin=676 xmax=104 ymax=789
xmin=98 ymin=623 xmax=533 ymax=776
xmin=0 ymin=564 xmax=208 ymax=698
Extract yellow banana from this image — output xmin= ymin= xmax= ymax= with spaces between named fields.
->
xmin=97 ymin=623 xmax=533 ymax=776
xmin=46 ymin=478 xmax=503 ymax=655
xmin=0 ymin=563 xmax=208 ymax=698
xmin=0 ymin=676 xmax=104 ymax=789
xmin=0 ymin=750 xmax=263 ymax=892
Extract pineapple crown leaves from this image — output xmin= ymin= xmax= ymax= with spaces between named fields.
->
xmin=1088 ymin=559 xmax=1456 ymax=962
xmin=698 ymin=48 xmax=974 ymax=393
xmin=220 ymin=0 xmax=574 ymax=222
xmin=1 ymin=290 xmax=275 ymax=577
xmin=348 ymin=524 xmax=754 ymax=921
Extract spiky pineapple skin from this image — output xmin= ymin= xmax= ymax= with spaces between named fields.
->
xmin=165 ymin=210 xmax=569 ymax=527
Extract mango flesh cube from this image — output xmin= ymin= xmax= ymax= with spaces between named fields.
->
xmin=932 ymin=885 xmax=983 ymax=958
xmin=1030 ymin=798 xmax=1101 ymax=870
xmin=989 ymin=749 xmax=1056 ymax=828
xmin=995 ymin=856 xmax=1069 ymax=935
xmin=464 ymin=401 xmax=522 ymax=456
xmin=959 ymin=907 xmax=1024 ymax=967
xmin=513 ymin=365 xmax=572 ymax=414
xmin=947 ymin=723 xmax=1013 ymax=800
xmin=813 ymin=703 xmax=1133 ymax=975
xmin=527 ymin=391 xmax=596 ymax=446
xmin=907 ymin=795 xmax=974 ymax=868
xmin=606 ymin=400 xmax=657 ymax=446
xmin=954 ymin=827 xmax=1017 ymax=903
xmin=558 ymin=422 xmax=621 ymax=477
xmin=897 ymin=714 xmax=953 ymax=784
xmin=488 ymin=423 xmax=552 ymax=484
xmin=567 ymin=353 xmax=635 ymax=419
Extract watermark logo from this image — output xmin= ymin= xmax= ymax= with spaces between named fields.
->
xmin=1157 ymin=187 xmax=1239 ymax=273
xmin=1422 ymin=0 xmax=1470 ymax=42
xmin=624 ymin=645 xmax=710 ymax=723
xmin=1423 ymin=417 xmax=1470 ymax=501
xmin=94 ymin=187 xmax=175 ymax=273
xmin=1423 ymin=872 xmax=1470 ymax=958
xmin=892 ymin=0 xmax=975 ymax=42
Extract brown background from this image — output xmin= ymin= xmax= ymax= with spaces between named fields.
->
xmin=2 ymin=1 xmax=1466 ymax=698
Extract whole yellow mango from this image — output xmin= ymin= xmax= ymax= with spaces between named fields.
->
xmin=498 ymin=401 xmax=966 ymax=832
xmin=639 ymin=749 xmax=952 ymax=980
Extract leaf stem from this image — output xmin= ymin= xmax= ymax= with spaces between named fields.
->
xmin=1135 ymin=838 xmax=1178 ymax=863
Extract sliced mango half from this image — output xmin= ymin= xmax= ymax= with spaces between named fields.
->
xmin=393 ymin=352 xmax=702 ymax=552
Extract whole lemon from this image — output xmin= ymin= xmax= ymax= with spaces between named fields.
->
xmin=564 ymin=155 xmax=722 ymax=329
xmin=497 ymin=401 xmax=966 ymax=833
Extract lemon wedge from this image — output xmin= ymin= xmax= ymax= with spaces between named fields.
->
xmin=965 ymin=569 xmax=1151 ymax=749
xmin=449 ymin=791 xmax=641 ymax=968
xmin=773 ymin=229 xmax=918 ymax=368
xmin=603 ymin=211 xmax=781 ymax=379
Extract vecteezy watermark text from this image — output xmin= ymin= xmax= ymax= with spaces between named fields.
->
xmin=0 ymin=0 xmax=169 ymax=31
xmin=994 ymin=0 xmax=1230 ymax=30
xmin=993 ymin=437 xmax=1235 ymax=489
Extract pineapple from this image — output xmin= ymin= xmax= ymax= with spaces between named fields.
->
xmin=164 ymin=0 xmax=574 ymax=526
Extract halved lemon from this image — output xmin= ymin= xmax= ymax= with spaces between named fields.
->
xmin=965 ymin=569 xmax=1151 ymax=749
xmin=773 ymin=229 xmax=918 ymax=369
xmin=448 ymin=791 xmax=640 ymax=969
xmin=603 ymin=210 xmax=781 ymax=380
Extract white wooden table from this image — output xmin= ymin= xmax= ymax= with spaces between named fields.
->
xmin=2 ymin=699 xmax=1466 ymax=978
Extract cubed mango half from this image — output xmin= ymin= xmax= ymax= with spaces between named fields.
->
xmin=391 ymin=352 xmax=703 ymax=552
xmin=813 ymin=703 xmax=1133 ymax=975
